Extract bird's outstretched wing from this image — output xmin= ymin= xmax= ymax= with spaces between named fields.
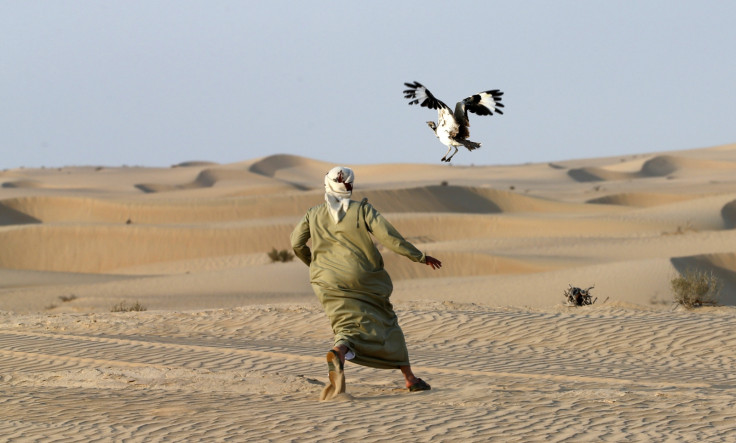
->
xmin=462 ymin=90 xmax=504 ymax=116
xmin=403 ymin=81 xmax=450 ymax=111
xmin=453 ymin=89 xmax=505 ymax=136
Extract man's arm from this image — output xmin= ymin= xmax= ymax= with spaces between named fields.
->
xmin=290 ymin=214 xmax=312 ymax=266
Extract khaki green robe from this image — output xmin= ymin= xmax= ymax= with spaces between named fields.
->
xmin=290 ymin=199 xmax=426 ymax=369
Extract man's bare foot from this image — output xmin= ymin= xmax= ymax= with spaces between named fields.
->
xmin=331 ymin=345 xmax=348 ymax=365
xmin=320 ymin=349 xmax=346 ymax=401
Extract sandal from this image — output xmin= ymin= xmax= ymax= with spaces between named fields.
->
xmin=408 ymin=378 xmax=431 ymax=392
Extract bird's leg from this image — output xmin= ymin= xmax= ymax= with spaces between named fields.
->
xmin=441 ymin=146 xmax=453 ymax=162
xmin=446 ymin=147 xmax=458 ymax=162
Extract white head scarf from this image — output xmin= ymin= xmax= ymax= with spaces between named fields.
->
xmin=324 ymin=166 xmax=354 ymax=223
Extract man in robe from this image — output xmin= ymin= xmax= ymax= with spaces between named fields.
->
xmin=290 ymin=166 xmax=442 ymax=400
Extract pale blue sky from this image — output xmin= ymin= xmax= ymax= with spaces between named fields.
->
xmin=2 ymin=1 xmax=735 ymax=168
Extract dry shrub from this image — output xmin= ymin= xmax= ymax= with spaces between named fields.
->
xmin=268 ymin=248 xmax=294 ymax=263
xmin=111 ymin=301 xmax=147 ymax=312
xmin=663 ymin=221 xmax=697 ymax=236
xmin=671 ymin=269 xmax=721 ymax=308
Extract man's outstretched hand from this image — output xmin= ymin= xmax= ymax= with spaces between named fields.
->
xmin=425 ymin=256 xmax=442 ymax=270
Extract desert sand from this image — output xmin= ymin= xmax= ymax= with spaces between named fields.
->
xmin=1 ymin=144 xmax=736 ymax=441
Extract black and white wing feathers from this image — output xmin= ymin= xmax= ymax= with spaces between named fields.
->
xmin=453 ymin=90 xmax=505 ymax=139
xmin=403 ymin=81 xmax=451 ymax=111
xmin=462 ymin=90 xmax=504 ymax=116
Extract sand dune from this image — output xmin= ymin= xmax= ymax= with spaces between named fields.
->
xmin=1 ymin=179 xmax=45 ymax=189
xmin=383 ymin=250 xmax=561 ymax=280
xmin=0 ymin=197 xmax=658 ymax=274
xmin=586 ymin=192 xmax=700 ymax=207
xmin=2 ymin=144 xmax=736 ymax=441
xmin=2 ymin=144 xmax=734 ymax=300
xmin=0 ymin=201 xmax=41 ymax=225
xmin=136 ymin=166 xmax=305 ymax=194
xmin=172 ymin=161 xmax=219 ymax=167
xmin=248 ymin=153 xmax=333 ymax=179
xmin=0 ymin=223 xmax=298 ymax=273
xmin=567 ymin=166 xmax=633 ymax=182
xmin=568 ymin=153 xmax=736 ymax=182
xmin=0 ymin=194 xmax=313 ymax=224
xmin=362 ymin=186 xmax=613 ymax=214
xmin=0 ymin=183 xmax=619 ymax=227
xmin=640 ymin=154 xmax=736 ymax=176
xmin=723 ymin=199 xmax=736 ymax=228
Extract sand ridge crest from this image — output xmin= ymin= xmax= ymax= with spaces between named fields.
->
xmin=568 ymin=153 xmax=736 ymax=182
xmin=586 ymin=192 xmax=701 ymax=207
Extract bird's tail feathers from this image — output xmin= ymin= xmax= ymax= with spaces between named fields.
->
xmin=460 ymin=140 xmax=481 ymax=151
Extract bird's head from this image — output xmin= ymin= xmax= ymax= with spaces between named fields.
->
xmin=426 ymin=121 xmax=437 ymax=131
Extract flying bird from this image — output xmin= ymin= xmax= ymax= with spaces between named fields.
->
xmin=403 ymin=81 xmax=504 ymax=162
